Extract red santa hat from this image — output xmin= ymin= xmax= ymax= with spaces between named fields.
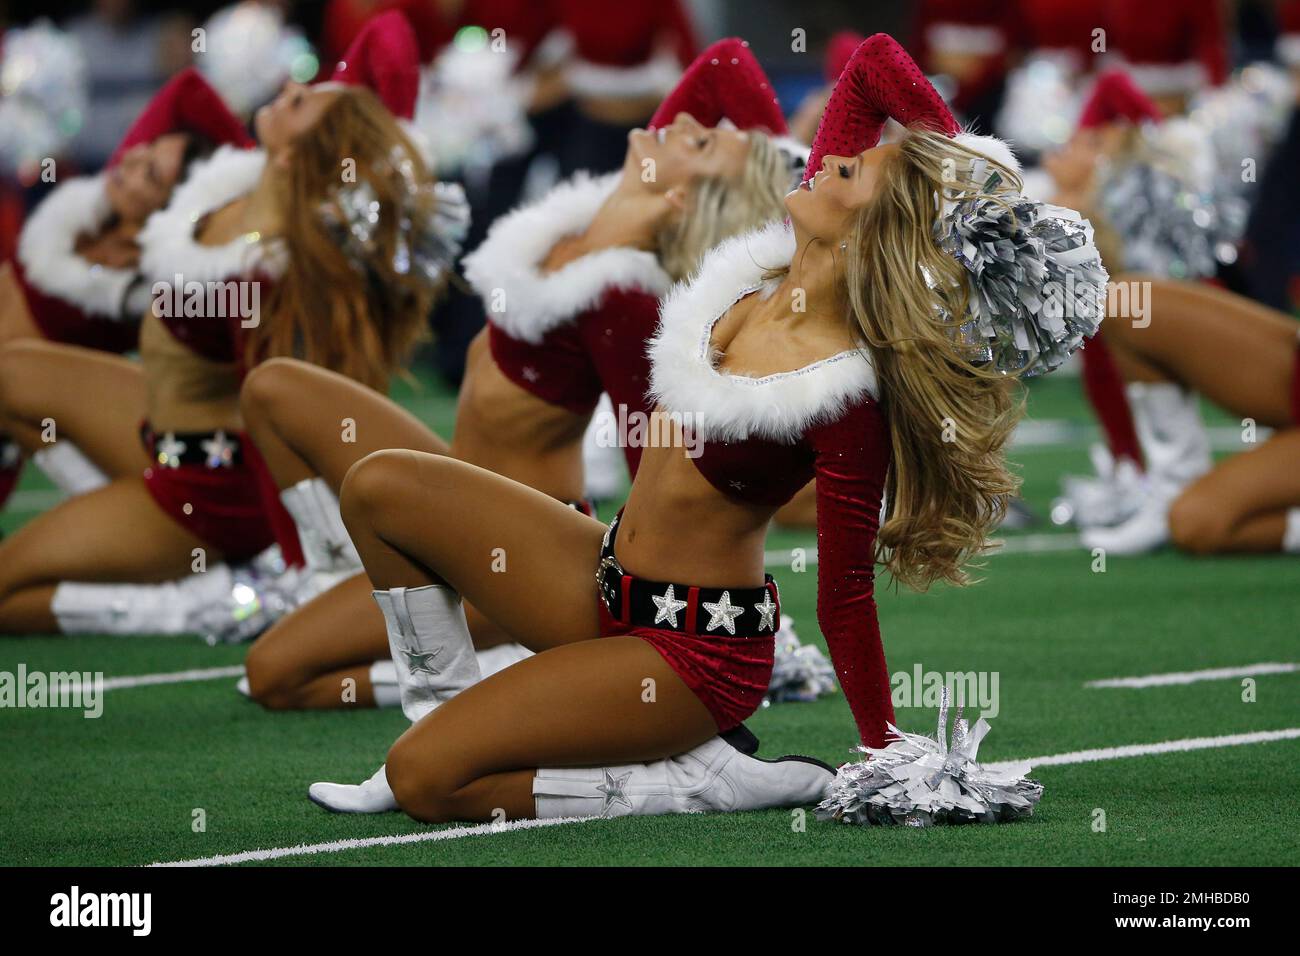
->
xmin=108 ymin=68 xmax=253 ymax=167
xmin=804 ymin=33 xmax=1019 ymax=182
xmin=557 ymin=0 xmax=698 ymax=98
xmin=1077 ymin=70 xmax=1163 ymax=129
xmin=328 ymin=9 xmax=420 ymax=119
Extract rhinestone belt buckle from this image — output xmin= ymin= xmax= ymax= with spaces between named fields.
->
xmin=597 ymin=554 xmax=624 ymax=611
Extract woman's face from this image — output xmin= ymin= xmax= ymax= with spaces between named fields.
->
xmin=785 ymin=143 xmax=897 ymax=241
xmin=624 ymin=112 xmax=752 ymax=196
xmin=104 ymin=132 xmax=188 ymax=223
xmin=255 ymin=82 xmax=341 ymax=156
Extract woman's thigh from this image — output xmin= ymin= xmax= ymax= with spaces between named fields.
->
xmin=0 ymin=340 xmax=146 ymax=477
xmin=343 ymin=450 xmax=608 ymax=650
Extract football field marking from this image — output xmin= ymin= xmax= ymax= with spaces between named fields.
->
xmin=101 ymin=665 xmax=244 ymax=692
xmin=1086 ymin=662 xmax=1299 ymax=689
xmin=150 ymin=726 xmax=1300 ymax=867
xmin=984 ymin=727 xmax=1300 ymax=772
xmin=148 ymin=815 xmax=601 ymax=867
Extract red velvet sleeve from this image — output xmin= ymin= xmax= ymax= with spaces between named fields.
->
xmin=803 ymin=33 xmax=957 ymax=184
xmin=808 ymin=398 xmax=895 ymax=747
xmin=649 ymin=37 xmax=786 ymax=134
xmin=108 ymin=68 xmax=252 ymax=167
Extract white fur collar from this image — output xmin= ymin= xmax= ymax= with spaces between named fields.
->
xmin=648 ymin=220 xmax=878 ymax=444
xmin=138 ymin=146 xmax=285 ymax=284
xmin=16 ymin=175 xmax=137 ymax=318
xmin=462 ymin=171 xmax=672 ymax=344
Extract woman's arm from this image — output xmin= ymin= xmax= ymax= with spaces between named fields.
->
xmin=649 ymin=37 xmax=787 ymax=134
xmin=808 ymin=400 xmax=895 ymax=748
xmin=803 ymin=34 xmax=957 ymax=183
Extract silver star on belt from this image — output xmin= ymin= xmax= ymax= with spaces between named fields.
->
xmin=155 ymin=433 xmax=187 ymax=469
xmin=596 ymin=769 xmax=633 ymax=815
xmin=651 ymin=584 xmax=688 ymax=628
xmin=201 ymin=429 xmax=237 ymax=469
xmin=753 ymin=590 xmax=777 ymax=632
xmin=401 ymin=644 xmax=443 ymax=678
xmin=702 ymin=590 xmax=743 ymax=635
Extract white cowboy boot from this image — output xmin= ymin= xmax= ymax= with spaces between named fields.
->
xmin=279 ymin=477 xmax=364 ymax=599
xmin=31 ymin=441 xmax=108 ymax=497
xmin=534 ymin=736 xmax=834 ymax=819
xmin=309 ymin=584 xmax=481 ymax=813
xmin=50 ymin=566 xmax=235 ymax=635
xmin=1082 ymin=382 xmax=1211 ymax=555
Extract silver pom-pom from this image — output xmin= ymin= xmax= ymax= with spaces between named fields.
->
xmin=937 ymin=167 xmax=1109 ymax=377
xmin=0 ymin=19 xmax=88 ymax=176
xmin=320 ymin=150 xmax=470 ymax=288
xmin=764 ymin=616 xmax=837 ymax=705
xmin=1097 ymin=161 xmax=1233 ymax=280
xmin=815 ymin=687 xmax=1044 ymax=827
xmin=197 ymin=2 xmax=317 ymax=117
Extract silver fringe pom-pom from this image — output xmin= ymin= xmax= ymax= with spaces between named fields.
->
xmin=764 ymin=616 xmax=837 ymax=705
xmin=320 ymin=148 xmax=470 ymax=289
xmin=0 ymin=19 xmax=88 ymax=176
xmin=815 ymin=687 xmax=1043 ymax=827
xmin=937 ymin=165 xmax=1109 ymax=377
xmin=1098 ymin=161 xmax=1234 ymax=280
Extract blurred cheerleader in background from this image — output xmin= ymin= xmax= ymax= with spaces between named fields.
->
xmin=0 ymin=12 xmax=468 ymax=635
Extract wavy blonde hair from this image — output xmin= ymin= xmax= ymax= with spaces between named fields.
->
xmin=845 ymin=128 xmax=1026 ymax=591
xmin=249 ymin=87 xmax=438 ymax=390
xmin=655 ymin=132 xmax=793 ymax=281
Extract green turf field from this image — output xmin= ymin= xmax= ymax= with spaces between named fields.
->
xmin=1 ymin=371 xmax=1297 ymax=867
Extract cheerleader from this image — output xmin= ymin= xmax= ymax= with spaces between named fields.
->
xmin=1040 ymin=71 xmax=1230 ymax=548
xmin=1084 ymin=279 xmax=1300 ymax=556
xmin=240 ymin=37 xmax=800 ymax=712
xmin=308 ymin=35 xmax=1105 ymax=823
xmin=0 ymin=12 xmax=459 ymax=634
xmin=0 ymin=69 xmax=251 ymax=517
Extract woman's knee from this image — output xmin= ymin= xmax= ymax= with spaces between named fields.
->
xmin=243 ymin=634 xmax=308 ymax=710
xmin=238 ymin=356 xmax=306 ymax=432
xmin=1168 ymin=492 xmax=1229 ymax=555
xmin=386 ymin=733 xmax=463 ymax=823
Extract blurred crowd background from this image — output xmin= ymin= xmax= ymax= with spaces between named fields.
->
xmin=3 ymin=0 xmax=1299 ymax=384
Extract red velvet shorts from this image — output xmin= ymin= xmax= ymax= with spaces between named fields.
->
xmin=140 ymin=439 xmax=276 ymax=562
xmin=597 ymin=598 xmax=774 ymax=732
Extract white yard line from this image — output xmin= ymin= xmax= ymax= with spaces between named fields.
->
xmin=985 ymin=727 xmax=1300 ymax=772
xmin=148 ymin=815 xmax=601 ymax=867
xmin=1086 ymin=662 xmax=1299 ymax=689
xmin=150 ymin=727 xmax=1300 ymax=867
xmin=764 ymin=532 xmax=1080 ymax=567
xmin=101 ymin=665 xmax=244 ymax=692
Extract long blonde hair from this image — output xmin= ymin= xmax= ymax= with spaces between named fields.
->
xmin=249 ymin=87 xmax=437 ymax=390
xmin=655 ymin=132 xmax=792 ymax=280
xmin=845 ymin=128 xmax=1025 ymax=591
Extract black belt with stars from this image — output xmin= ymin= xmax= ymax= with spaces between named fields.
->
xmin=140 ymin=423 xmax=244 ymax=470
xmin=597 ymin=512 xmax=779 ymax=639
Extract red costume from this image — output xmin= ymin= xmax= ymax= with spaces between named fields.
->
xmin=639 ymin=35 xmax=1016 ymax=746
xmin=463 ymin=37 xmax=793 ymax=478
xmin=556 ymin=0 xmax=697 ymax=99
xmin=1103 ymin=0 xmax=1227 ymax=96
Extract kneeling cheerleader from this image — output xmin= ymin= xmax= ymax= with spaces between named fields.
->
xmin=311 ymin=35 xmax=1105 ymax=823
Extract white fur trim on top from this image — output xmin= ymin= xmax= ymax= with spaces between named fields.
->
xmin=955 ymin=132 xmax=1022 ymax=175
xmin=462 ymin=171 xmax=672 ymax=344
xmin=648 ymin=220 xmax=877 ymax=444
xmin=16 ymin=174 xmax=137 ymax=319
xmin=1123 ymin=60 xmax=1208 ymax=96
xmin=138 ymin=146 xmax=285 ymax=284
xmin=565 ymin=51 xmax=680 ymax=99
